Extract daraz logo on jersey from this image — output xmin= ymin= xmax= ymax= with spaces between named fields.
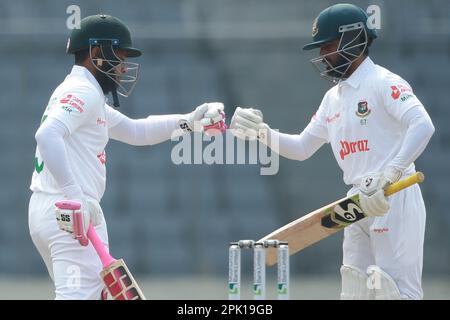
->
xmin=339 ymin=140 xmax=370 ymax=160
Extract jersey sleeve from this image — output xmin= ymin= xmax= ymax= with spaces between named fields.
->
xmin=379 ymin=73 xmax=424 ymax=122
xmin=105 ymin=103 xmax=128 ymax=129
xmin=304 ymin=94 xmax=329 ymax=142
xmin=46 ymin=86 xmax=101 ymax=134
xmin=105 ymin=104 xmax=183 ymax=146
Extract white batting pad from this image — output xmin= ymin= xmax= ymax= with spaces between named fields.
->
xmin=340 ymin=265 xmax=375 ymax=300
xmin=367 ymin=265 xmax=402 ymax=300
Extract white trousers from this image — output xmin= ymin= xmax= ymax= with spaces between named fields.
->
xmin=343 ymin=184 xmax=426 ymax=299
xmin=28 ymin=192 xmax=108 ymax=300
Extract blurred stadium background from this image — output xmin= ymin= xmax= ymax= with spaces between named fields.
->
xmin=0 ymin=0 xmax=448 ymax=299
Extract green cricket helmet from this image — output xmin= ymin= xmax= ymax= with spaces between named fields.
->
xmin=303 ymin=3 xmax=377 ymax=83
xmin=67 ymin=14 xmax=141 ymax=106
xmin=67 ymin=14 xmax=142 ymax=57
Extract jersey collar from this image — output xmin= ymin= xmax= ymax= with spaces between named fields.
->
xmin=70 ymin=65 xmax=104 ymax=97
xmin=340 ymin=56 xmax=375 ymax=89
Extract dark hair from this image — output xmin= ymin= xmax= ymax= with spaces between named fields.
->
xmin=74 ymin=48 xmax=90 ymax=65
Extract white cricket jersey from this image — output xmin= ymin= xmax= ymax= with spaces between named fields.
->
xmin=305 ymin=57 xmax=424 ymax=185
xmin=31 ymin=66 xmax=124 ymax=201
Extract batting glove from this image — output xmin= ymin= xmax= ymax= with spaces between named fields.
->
xmin=359 ymin=167 xmax=402 ymax=217
xmin=55 ymin=198 xmax=103 ymax=246
xmin=229 ymin=107 xmax=269 ymax=141
xmin=178 ymin=102 xmax=227 ymax=134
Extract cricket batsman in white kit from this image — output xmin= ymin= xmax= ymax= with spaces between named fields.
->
xmin=230 ymin=4 xmax=435 ymax=299
xmin=29 ymin=14 xmax=226 ymax=299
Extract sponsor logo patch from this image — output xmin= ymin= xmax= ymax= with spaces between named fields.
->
xmin=59 ymin=94 xmax=85 ymax=113
xmin=339 ymin=139 xmax=370 ymax=160
xmin=61 ymin=105 xmax=73 ymax=113
xmin=373 ymin=228 xmax=389 ymax=234
xmin=97 ymin=118 xmax=107 ymax=127
xmin=391 ymin=86 xmax=401 ymax=100
xmin=391 ymin=84 xmax=413 ymax=101
xmin=401 ymin=94 xmax=414 ymax=102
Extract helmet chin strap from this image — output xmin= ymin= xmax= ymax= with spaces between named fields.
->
xmin=111 ymin=88 xmax=120 ymax=108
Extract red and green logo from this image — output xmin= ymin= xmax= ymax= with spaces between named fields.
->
xmin=355 ymin=100 xmax=371 ymax=118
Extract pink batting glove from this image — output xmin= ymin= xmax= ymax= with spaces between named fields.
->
xmin=203 ymin=111 xmax=228 ymax=136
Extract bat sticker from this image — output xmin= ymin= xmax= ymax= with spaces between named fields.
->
xmin=321 ymin=196 xmax=365 ymax=229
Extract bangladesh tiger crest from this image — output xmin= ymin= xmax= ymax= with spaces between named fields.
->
xmin=356 ymin=100 xmax=371 ymax=118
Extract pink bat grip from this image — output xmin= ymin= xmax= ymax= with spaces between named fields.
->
xmin=55 ymin=200 xmax=81 ymax=210
xmin=87 ymin=225 xmax=116 ymax=268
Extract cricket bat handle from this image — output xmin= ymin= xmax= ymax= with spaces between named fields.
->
xmin=87 ymin=225 xmax=115 ymax=268
xmin=384 ymin=171 xmax=425 ymax=196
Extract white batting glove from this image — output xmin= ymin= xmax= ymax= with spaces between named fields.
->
xmin=229 ymin=107 xmax=269 ymax=141
xmin=359 ymin=167 xmax=402 ymax=217
xmin=55 ymin=198 xmax=103 ymax=246
xmin=178 ymin=102 xmax=226 ymax=133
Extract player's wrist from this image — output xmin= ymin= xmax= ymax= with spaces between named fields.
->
xmin=178 ymin=104 xmax=208 ymax=133
xmin=259 ymin=125 xmax=279 ymax=147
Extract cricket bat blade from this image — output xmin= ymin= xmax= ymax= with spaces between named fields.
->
xmin=87 ymin=225 xmax=146 ymax=300
xmin=259 ymin=172 xmax=425 ymax=266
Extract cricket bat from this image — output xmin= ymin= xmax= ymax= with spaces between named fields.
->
xmin=54 ymin=200 xmax=146 ymax=300
xmin=87 ymin=225 xmax=146 ymax=300
xmin=259 ymin=172 xmax=425 ymax=266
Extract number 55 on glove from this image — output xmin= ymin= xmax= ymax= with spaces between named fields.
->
xmin=259 ymin=172 xmax=424 ymax=266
